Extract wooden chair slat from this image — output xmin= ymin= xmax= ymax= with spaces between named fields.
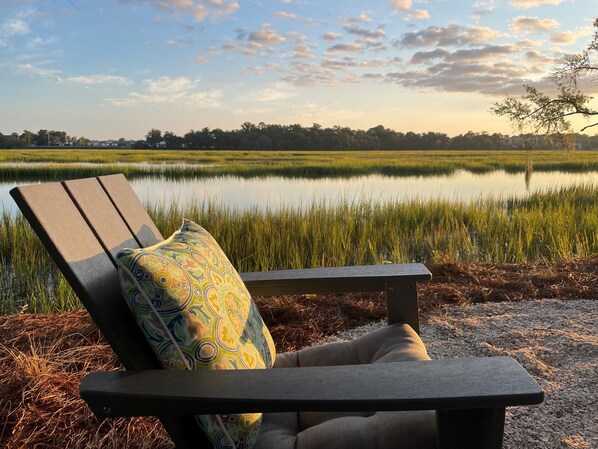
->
xmin=63 ymin=178 xmax=140 ymax=264
xmin=10 ymin=181 xmax=161 ymax=370
xmin=97 ymin=174 xmax=163 ymax=247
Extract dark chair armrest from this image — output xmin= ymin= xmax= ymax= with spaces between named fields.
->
xmin=241 ymin=264 xmax=432 ymax=332
xmin=81 ymin=356 xmax=543 ymax=418
xmin=240 ymin=263 xmax=431 ymax=296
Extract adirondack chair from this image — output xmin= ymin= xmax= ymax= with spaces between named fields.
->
xmin=11 ymin=174 xmax=543 ymax=449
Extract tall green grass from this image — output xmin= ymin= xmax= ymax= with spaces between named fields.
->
xmin=0 ymin=149 xmax=597 ymax=180
xmin=1 ymin=185 xmax=596 ymax=314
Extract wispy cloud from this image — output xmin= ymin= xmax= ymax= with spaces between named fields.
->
xmin=0 ymin=8 xmax=33 ymax=47
xmin=270 ymin=10 xmax=315 ymax=25
xmin=239 ymin=86 xmax=296 ymax=103
xmin=550 ymin=27 xmax=592 ymax=45
xmin=471 ymin=0 xmax=496 ymax=20
xmin=248 ymin=27 xmax=286 ymax=45
xmin=326 ymin=42 xmax=364 ymax=55
xmin=397 ymin=24 xmax=502 ymax=48
xmin=64 ymin=75 xmax=132 ymax=86
xmin=107 ymin=76 xmax=223 ymax=107
xmin=15 ymin=61 xmax=134 ymax=88
xmin=387 ymin=0 xmax=429 ymax=20
xmin=509 ymin=0 xmax=564 ymax=8
xmin=1 ymin=18 xmax=29 ymax=37
xmin=119 ymin=0 xmax=239 ymax=22
xmin=14 ymin=62 xmax=61 ymax=78
xmin=321 ymin=32 xmax=341 ymax=41
xmin=223 ymin=24 xmax=287 ymax=57
xmin=280 ymin=101 xmax=364 ymax=124
xmin=508 ymin=16 xmax=559 ymax=34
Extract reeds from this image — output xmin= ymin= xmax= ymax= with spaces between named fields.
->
xmin=1 ymin=184 xmax=596 ymax=314
xmin=0 ymin=149 xmax=597 ymax=180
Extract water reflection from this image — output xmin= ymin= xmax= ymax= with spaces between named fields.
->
xmin=1 ymin=170 xmax=596 ymax=216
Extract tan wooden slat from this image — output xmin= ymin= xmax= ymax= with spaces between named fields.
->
xmin=97 ymin=174 xmax=163 ymax=247
xmin=63 ymin=178 xmax=139 ymax=263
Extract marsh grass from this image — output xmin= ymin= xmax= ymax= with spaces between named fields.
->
xmin=1 ymin=149 xmax=598 ymax=180
xmin=0 ymin=185 xmax=596 ymax=314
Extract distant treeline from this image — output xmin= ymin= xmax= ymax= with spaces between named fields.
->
xmin=2 ymin=123 xmax=598 ymax=150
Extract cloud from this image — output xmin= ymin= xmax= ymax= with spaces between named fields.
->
xmin=508 ymin=16 xmax=559 ymax=34
xmin=15 ymin=62 xmax=62 ymax=78
xmin=516 ymin=38 xmax=543 ymax=48
xmin=271 ymin=11 xmax=295 ymax=19
xmin=292 ymin=43 xmax=315 ymax=59
xmin=321 ymin=32 xmax=341 ymax=41
xmin=279 ymin=101 xmax=364 ymax=124
xmin=409 ymin=44 xmax=518 ymax=65
xmin=65 ymin=75 xmax=132 ymax=86
xmin=550 ymin=28 xmax=592 ymax=45
xmin=509 ymin=0 xmax=564 ymax=8
xmin=343 ymin=23 xmax=386 ymax=39
xmin=248 ymin=27 xmax=286 ymax=45
xmin=107 ymin=76 xmax=222 ymax=107
xmin=385 ymin=61 xmax=533 ymax=95
xmin=166 ymin=36 xmax=195 ymax=46
xmin=356 ymin=12 xmax=373 ymax=23
xmin=389 ymin=0 xmax=412 ymax=9
xmin=550 ymin=31 xmax=576 ymax=45
xmin=397 ymin=24 xmax=502 ymax=48
xmin=280 ymin=61 xmax=336 ymax=86
xmin=471 ymin=0 xmax=496 ymax=20
xmin=223 ymin=25 xmax=285 ymax=57
xmin=240 ymin=87 xmax=296 ymax=103
xmin=524 ymin=50 xmax=555 ymax=64
xmin=119 ymin=0 xmax=239 ymax=22
xmin=270 ymin=10 xmax=315 ymax=25
xmin=325 ymin=42 xmax=363 ymax=54
xmin=387 ymin=0 xmax=429 ymax=20
xmin=1 ymin=18 xmax=29 ymax=38
xmin=410 ymin=48 xmax=450 ymax=64
xmin=445 ymin=44 xmax=519 ymax=62
xmin=0 ymin=8 xmax=35 ymax=47
xmin=409 ymin=10 xmax=430 ymax=19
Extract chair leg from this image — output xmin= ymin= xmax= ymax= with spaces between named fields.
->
xmin=385 ymin=281 xmax=420 ymax=333
xmin=436 ymin=407 xmax=505 ymax=449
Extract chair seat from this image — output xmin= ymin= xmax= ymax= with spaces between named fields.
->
xmin=255 ymin=323 xmax=437 ymax=449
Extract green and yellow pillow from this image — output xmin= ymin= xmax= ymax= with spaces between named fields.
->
xmin=117 ymin=219 xmax=276 ymax=449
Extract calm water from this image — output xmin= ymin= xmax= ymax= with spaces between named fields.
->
xmin=2 ymin=170 xmax=596 ymax=215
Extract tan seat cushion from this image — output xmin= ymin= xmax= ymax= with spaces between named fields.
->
xmin=255 ymin=323 xmax=437 ymax=449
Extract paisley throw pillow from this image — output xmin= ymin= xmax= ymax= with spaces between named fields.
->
xmin=117 ymin=219 xmax=276 ymax=449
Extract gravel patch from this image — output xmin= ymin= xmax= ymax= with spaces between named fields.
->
xmin=319 ymin=299 xmax=598 ymax=449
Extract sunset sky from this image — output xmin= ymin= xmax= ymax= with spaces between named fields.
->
xmin=0 ymin=0 xmax=595 ymax=139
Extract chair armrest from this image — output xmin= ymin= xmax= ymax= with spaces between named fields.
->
xmin=80 ymin=356 xmax=543 ymax=418
xmin=240 ymin=263 xmax=431 ymax=296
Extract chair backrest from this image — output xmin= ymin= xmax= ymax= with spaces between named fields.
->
xmin=11 ymin=174 xmax=207 ymax=449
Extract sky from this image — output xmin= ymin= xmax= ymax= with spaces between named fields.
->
xmin=0 ymin=0 xmax=596 ymax=140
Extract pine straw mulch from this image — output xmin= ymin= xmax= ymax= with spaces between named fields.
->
xmin=1 ymin=258 xmax=597 ymax=448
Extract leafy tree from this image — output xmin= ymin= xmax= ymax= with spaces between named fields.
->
xmin=163 ymin=131 xmax=184 ymax=149
xmin=20 ymin=130 xmax=35 ymax=146
xmin=145 ymin=128 xmax=162 ymax=148
xmin=492 ymin=18 xmax=597 ymax=148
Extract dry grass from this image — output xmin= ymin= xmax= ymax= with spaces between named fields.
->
xmin=1 ymin=258 xmax=597 ymax=448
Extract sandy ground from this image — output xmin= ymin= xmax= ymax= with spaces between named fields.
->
xmin=323 ymin=299 xmax=598 ymax=449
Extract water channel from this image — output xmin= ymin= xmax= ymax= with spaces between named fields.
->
xmin=1 ymin=169 xmax=596 ymax=216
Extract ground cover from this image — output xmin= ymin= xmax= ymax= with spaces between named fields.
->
xmin=0 ymin=257 xmax=596 ymax=448
xmin=0 ymin=149 xmax=597 ymax=180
